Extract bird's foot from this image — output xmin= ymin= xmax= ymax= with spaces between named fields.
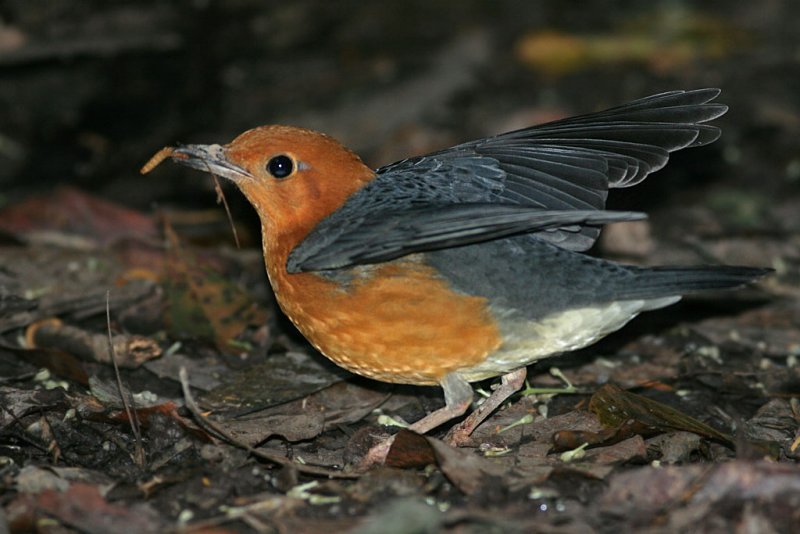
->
xmin=443 ymin=367 xmax=528 ymax=447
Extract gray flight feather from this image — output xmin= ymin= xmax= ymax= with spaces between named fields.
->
xmin=288 ymin=89 xmax=726 ymax=273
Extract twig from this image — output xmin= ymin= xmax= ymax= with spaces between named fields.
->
xmin=106 ymin=290 xmax=146 ymax=467
xmin=27 ymin=318 xmax=160 ymax=368
xmin=212 ymin=175 xmax=241 ymax=248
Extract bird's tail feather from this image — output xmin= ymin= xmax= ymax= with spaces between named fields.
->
xmin=619 ymin=265 xmax=771 ymax=300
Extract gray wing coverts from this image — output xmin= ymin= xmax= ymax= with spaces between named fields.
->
xmin=286 ymin=89 xmax=726 ymax=273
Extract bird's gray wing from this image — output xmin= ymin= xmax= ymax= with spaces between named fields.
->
xmin=288 ymin=89 xmax=725 ymax=272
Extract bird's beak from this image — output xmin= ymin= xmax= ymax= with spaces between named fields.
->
xmin=171 ymin=144 xmax=252 ymax=182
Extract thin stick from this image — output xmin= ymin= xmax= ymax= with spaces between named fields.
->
xmin=212 ymin=174 xmax=241 ymax=249
xmin=107 ymin=290 xmax=145 ymax=467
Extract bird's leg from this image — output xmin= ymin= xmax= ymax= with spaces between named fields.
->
xmin=444 ymin=367 xmax=527 ymax=446
xmin=408 ymin=372 xmax=474 ymax=434
xmin=359 ymin=373 xmax=473 ymax=468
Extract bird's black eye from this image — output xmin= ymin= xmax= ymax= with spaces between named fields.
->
xmin=266 ymin=155 xmax=294 ymax=178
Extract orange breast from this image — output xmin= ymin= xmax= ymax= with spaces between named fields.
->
xmin=265 ymin=253 xmax=502 ymax=385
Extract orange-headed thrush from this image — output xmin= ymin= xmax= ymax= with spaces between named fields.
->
xmin=144 ymin=89 xmax=770 ymax=449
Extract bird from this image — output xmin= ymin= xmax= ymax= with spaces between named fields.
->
xmin=143 ymin=88 xmax=770 ymax=458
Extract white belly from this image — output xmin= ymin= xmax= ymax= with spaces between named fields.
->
xmin=458 ymin=296 xmax=680 ymax=382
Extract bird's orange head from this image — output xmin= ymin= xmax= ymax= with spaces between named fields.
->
xmin=168 ymin=125 xmax=375 ymax=250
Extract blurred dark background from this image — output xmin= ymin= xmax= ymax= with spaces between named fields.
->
xmin=1 ymin=0 xmax=798 ymax=221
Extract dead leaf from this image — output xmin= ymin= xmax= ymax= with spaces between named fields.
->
xmin=581 ymin=435 xmax=647 ymax=465
xmin=0 ymin=343 xmax=89 ymax=385
xmin=646 ymin=432 xmax=705 ymax=464
xmin=384 ymin=430 xmax=436 ymax=469
xmin=0 ymin=186 xmax=157 ymax=246
xmin=219 ymin=412 xmax=326 ymax=445
xmin=200 ymin=351 xmax=351 ymax=410
xmin=427 ymin=437 xmax=505 ymax=495
xmin=162 ymin=223 xmax=266 ymax=351
xmin=598 ymin=464 xmax=704 ymax=514
xmin=589 ymin=383 xmax=733 ymax=446
xmin=7 ymin=483 xmax=162 ymax=532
